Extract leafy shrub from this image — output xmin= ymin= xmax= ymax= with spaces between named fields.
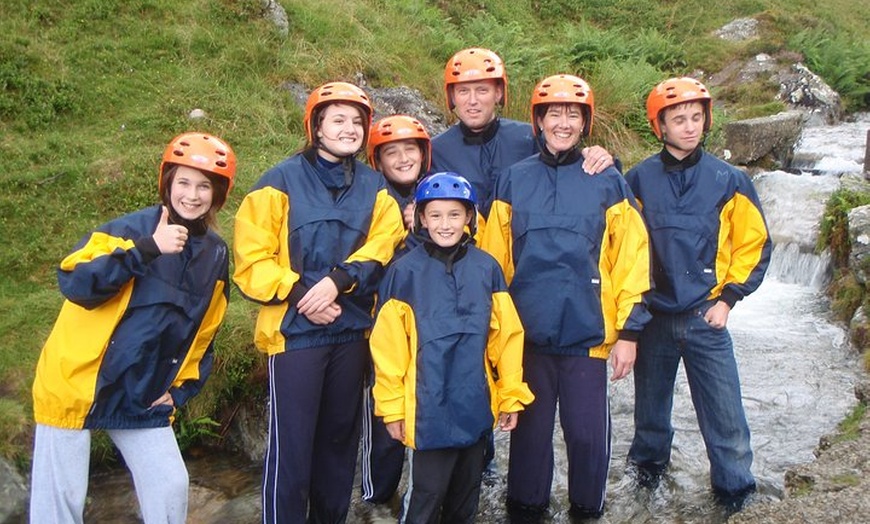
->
xmin=789 ymin=30 xmax=870 ymax=111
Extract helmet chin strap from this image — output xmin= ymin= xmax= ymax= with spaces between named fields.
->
xmin=316 ymin=129 xmax=364 ymax=161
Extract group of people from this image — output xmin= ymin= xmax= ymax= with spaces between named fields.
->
xmin=29 ymin=46 xmax=771 ymax=524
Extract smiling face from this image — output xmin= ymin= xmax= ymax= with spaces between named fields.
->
xmin=169 ymin=165 xmax=213 ymax=221
xmin=537 ymin=103 xmax=585 ymax=155
xmin=660 ymin=101 xmax=706 ymax=159
xmin=418 ymin=199 xmax=471 ymax=248
xmin=450 ymin=79 xmax=502 ymax=132
xmin=316 ymin=102 xmax=366 ymax=161
xmin=378 ymin=139 xmax=424 ymax=187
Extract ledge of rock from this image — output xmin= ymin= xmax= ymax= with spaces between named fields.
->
xmin=724 ymin=110 xmax=805 ymax=167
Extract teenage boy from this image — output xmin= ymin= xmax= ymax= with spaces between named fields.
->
xmin=624 ymin=77 xmax=771 ymax=509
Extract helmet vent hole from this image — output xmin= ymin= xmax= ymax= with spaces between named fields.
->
xmin=172 ymin=150 xmax=184 ymax=157
xmin=215 ymin=161 xmax=227 ymax=168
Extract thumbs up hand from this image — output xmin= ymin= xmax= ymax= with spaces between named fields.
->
xmin=152 ymin=206 xmax=189 ymax=254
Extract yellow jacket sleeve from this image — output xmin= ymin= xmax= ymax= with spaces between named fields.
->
xmin=479 ymin=200 xmax=515 ymax=284
xmin=488 ymin=290 xmax=534 ymax=414
xmin=347 ymin=188 xmax=404 ymax=267
xmin=371 ymin=299 xmax=416 ymax=426
xmin=232 ymin=187 xmax=299 ymax=303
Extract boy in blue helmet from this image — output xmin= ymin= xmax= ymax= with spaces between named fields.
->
xmin=370 ymin=172 xmax=534 ymax=523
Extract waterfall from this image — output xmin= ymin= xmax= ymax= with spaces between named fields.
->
xmin=753 ymin=170 xmax=840 ymax=288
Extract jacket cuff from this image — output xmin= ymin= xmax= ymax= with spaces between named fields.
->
xmin=134 ymin=237 xmax=161 ymax=263
xmin=327 ymin=268 xmax=355 ymax=293
xmin=719 ymin=288 xmax=741 ymax=309
xmin=618 ymin=329 xmax=640 ymax=342
xmin=287 ymin=282 xmax=310 ymax=307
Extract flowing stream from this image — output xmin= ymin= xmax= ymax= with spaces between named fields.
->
xmin=81 ymin=115 xmax=868 ymax=523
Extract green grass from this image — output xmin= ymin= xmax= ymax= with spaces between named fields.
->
xmin=833 ymin=402 xmax=868 ymax=444
xmin=1 ymin=0 xmax=868 ymax=467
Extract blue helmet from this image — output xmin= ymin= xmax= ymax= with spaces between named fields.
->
xmin=415 ymin=172 xmax=477 ymax=206
xmin=414 ymin=172 xmax=478 ymax=235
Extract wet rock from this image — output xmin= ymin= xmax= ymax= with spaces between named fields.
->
xmin=0 ymin=458 xmax=27 ymax=524
xmin=368 ymin=86 xmax=448 ymax=136
xmin=850 ymin=306 xmax=870 ymax=354
xmin=856 ymin=380 xmax=870 ymax=404
xmin=776 ymin=63 xmax=843 ymax=126
xmin=714 ymin=18 xmax=759 ymax=41
xmin=225 ymin=402 xmax=268 ymax=463
xmin=707 ymin=53 xmax=781 ymax=90
xmin=189 ymin=108 xmax=207 ymax=120
xmin=279 ymin=82 xmax=310 ymax=111
xmin=706 ymin=53 xmax=842 ymax=127
xmin=724 ymin=111 xmax=805 ymax=167
xmin=848 ymin=204 xmax=870 ymax=284
xmin=261 ymin=0 xmax=289 ymax=36
xmin=730 ymin=382 xmax=870 ymax=524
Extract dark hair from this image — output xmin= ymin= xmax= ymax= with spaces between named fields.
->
xmin=159 ymin=165 xmax=229 ymax=230
xmin=307 ymin=102 xmax=370 ymax=154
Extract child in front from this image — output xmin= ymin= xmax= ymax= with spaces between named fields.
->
xmin=370 ymin=172 xmax=534 ymax=523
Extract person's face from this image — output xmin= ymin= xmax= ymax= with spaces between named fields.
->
xmin=660 ymin=101 xmax=706 ymax=158
xmin=451 ymin=79 xmax=502 ymax=132
xmin=537 ymin=103 xmax=585 ymax=154
xmin=316 ymin=103 xmax=365 ymax=161
xmin=378 ymin=139 xmax=423 ymax=186
xmin=170 ymin=166 xmax=213 ymax=220
xmin=419 ymin=199 xmax=471 ymax=248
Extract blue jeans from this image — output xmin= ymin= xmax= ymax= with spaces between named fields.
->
xmin=628 ymin=304 xmax=755 ymax=496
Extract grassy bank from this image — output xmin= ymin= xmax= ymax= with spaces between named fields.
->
xmin=1 ymin=0 xmax=868 ymax=467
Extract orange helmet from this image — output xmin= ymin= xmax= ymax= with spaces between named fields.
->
xmin=646 ymin=77 xmax=712 ymax=140
xmin=303 ymin=81 xmax=373 ymax=145
xmin=159 ymin=132 xmax=236 ymax=191
xmin=443 ymin=47 xmax=507 ymax=110
xmin=367 ymin=115 xmax=432 ymax=173
xmin=530 ymin=74 xmax=595 ymax=137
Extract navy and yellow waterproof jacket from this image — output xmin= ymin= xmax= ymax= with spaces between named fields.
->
xmin=233 ymin=152 xmax=404 ymax=354
xmin=431 ymin=118 xmax=537 ymax=219
xmin=625 ymin=149 xmax=771 ymax=313
xmin=32 ymin=205 xmax=229 ymax=430
xmin=480 ymin=152 xmax=652 ymax=359
xmin=385 ymin=181 xmax=423 ymax=258
xmin=370 ymin=239 xmax=534 ymax=450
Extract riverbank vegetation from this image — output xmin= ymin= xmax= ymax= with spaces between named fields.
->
xmin=1 ymin=0 xmax=868 ymax=468
xmin=819 ymin=187 xmax=870 ymax=369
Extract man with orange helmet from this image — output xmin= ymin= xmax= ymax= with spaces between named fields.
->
xmin=30 ymin=132 xmax=237 ymax=524
xmin=432 ymin=47 xmax=617 ymax=223
xmin=625 ymin=77 xmax=771 ymax=510
xmin=480 ymin=74 xmax=651 ymax=521
xmin=233 ymin=82 xmax=405 ymax=523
